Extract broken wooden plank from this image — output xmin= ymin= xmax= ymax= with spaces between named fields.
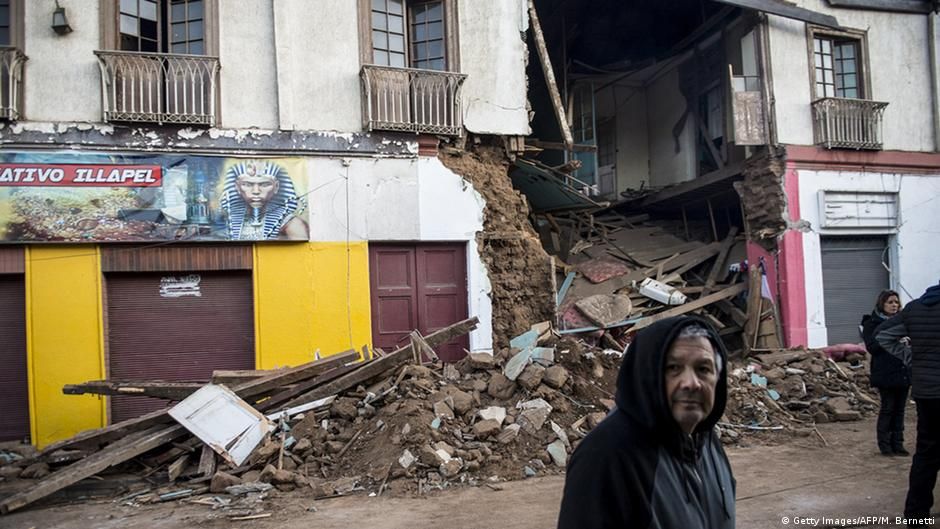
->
xmin=197 ymin=445 xmax=216 ymax=479
xmin=280 ymin=317 xmax=479 ymax=409
xmin=702 ymin=226 xmax=740 ymax=297
xmin=63 ymin=380 xmax=203 ymax=401
xmin=744 ymin=266 xmax=764 ymax=349
xmin=410 ymin=331 xmax=440 ymax=363
xmin=527 ymin=0 xmax=573 ymax=147
xmin=0 ymin=424 xmax=188 ymax=514
xmin=630 ymin=282 xmax=748 ymax=332
xmin=211 ymin=369 xmax=287 ymax=385
xmin=258 ymin=361 xmax=361 ymax=412
xmin=167 ymin=454 xmax=190 ymax=482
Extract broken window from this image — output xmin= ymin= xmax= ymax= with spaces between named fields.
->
xmin=729 ymin=27 xmax=767 ymax=147
xmin=118 ymin=0 xmax=207 ymax=54
xmin=368 ymin=0 xmax=454 ymax=71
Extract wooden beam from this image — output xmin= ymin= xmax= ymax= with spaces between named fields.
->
xmin=712 ymin=0 xmax=841 ymax=28
xmin=744 ymin=266 xmax=764 ymax=350
xmin=640 ymin=161 xmax=745 ymax=209
xmin=258 ymin=361 xmax=362 ymax=412
xmin=820 ymin=0 xmax=930 ymax=14
xmin=280 ymin=317 xmax=479 ymax=409
xmin=702 ymin=226 xmax=740 ymax=297
xmin=631 ymin=282 xmax=748 ymax=332
xmin=0 ymin=424 xmax=188 ymax=514
xmin=527 ymin=0 xmax=574 ymax=147
xmin=63 ymin=381 xmax=203 ymax=401
xmin=526 ymin=139 xmax=597 ymax=153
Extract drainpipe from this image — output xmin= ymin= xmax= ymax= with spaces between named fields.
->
xmin=930 ymin=11 xmax=940 ymax=152
xmin=270 ymin=0 xmax=282 ymax=129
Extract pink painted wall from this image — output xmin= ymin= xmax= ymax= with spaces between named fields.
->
xmin=777 ymin=165 xmax=808 ymax=347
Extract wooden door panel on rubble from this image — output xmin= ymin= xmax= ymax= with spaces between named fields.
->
xmin=0 ymin=275 xmax=29 ymax=442
xmin=370 ymin=243 xmax=469 ymax=362
xmin=105 ymin=271 xmax=255 ymax=423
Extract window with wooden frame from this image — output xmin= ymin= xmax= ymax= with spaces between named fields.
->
xmin=807 ymin=26 xmax=870 ymax=100
xmin=361 ymin=0 xmax=459 ymax=71
xmin=103 ymin=0 xmax=217 ymax=55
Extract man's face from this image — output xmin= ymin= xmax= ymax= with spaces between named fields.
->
xmin=664 ymin=336 xmax=719 ymax=435
xmin=236 ymin=174 xmax=278 ymax=209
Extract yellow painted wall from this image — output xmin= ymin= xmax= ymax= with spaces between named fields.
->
xmin=26 ymin=246 xmax=106 ymax=447
xmin=254 ymin=241 xmax=372 ymax=369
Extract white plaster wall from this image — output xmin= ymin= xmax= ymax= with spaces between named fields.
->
xmin=307 ymin=157 xmax=492 ymax=352
xmin=647 ymin=68 xmax=695 ymax=187
xmin=458 ymin=0 xmax=530 ymax=135
xmin=22 ymin=0 xmax=100 ymax=122
xmin=615 ymin=88 xmax=650 ymax=190
xmin=798 ymin=169 xmax=940 ymax=348
xmin=272 ymin=0 xmax=362 ymax=131
xmin=218 ymin=0 xmax=279 ymax=129
xmin=767 ymin=3 xmax=936 ymax=151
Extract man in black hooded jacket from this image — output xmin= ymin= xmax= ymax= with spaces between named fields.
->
xmin=557 ymin=315 xmax=735 ymax=529
xmin=876 ymin=281 xmax=940 ymax=520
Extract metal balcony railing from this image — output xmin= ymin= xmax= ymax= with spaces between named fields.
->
xmin=95 ymin=50 xmax=220 ymax=126
xmin=361 ymin=64 xmax=467 ymax=136
xmin=812 ymin=97 xmax=889 ymax=150
xmin=0 ymin=47 xmax=27 ymax=121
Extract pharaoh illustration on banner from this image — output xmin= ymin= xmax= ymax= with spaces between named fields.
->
xmin=0 ymin=152 xmax=308 ymax=243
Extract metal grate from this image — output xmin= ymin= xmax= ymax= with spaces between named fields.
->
xmin=0 ymin=46 xmax=27 ymax=121
xmin=95 ymin=50 xmax=220 ymax=126
xmin=812 ymin=97 xmax=888 ymax=150
xmin=361 ymin=64 xmax=466 ymax=136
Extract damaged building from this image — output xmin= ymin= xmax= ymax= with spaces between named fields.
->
xmin=521 ymin=0 xmax=940 ymax=350
xmin=0 ymin=0 xmax=553 ymax=447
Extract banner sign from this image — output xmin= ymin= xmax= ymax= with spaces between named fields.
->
xmin=0 ymin=152 xmax=308 ymax=243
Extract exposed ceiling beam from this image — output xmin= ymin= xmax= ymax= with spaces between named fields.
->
xmin=826 ymin=0 xmax=934 ymax=14
xmin=713 ymin=0 xmax=841 ymax=28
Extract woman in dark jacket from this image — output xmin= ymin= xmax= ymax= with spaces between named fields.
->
xmin=860 ymin=289 xmax=910 ymax=455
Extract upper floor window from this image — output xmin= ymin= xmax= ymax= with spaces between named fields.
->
xmin=363 ymin=0 xmax=458 ymax=71
xmin=808 ymin=27 xmax=868 ymax=100
xmin=0 ymin=0 xmax=23 ymax=47
xmin=119 ymin=0 xmax=205 ymax=54
xmin=0 ymin=0 xmax=11 ymax=45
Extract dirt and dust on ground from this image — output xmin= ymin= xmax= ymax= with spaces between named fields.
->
xmin=439 ymin=143 xmax=555 ymax=348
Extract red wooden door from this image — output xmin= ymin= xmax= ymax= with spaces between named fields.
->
xmin=370 ymin=243 xmax=469 ymax=362
xmin=0 ymin=275 xmax=29 ymax=442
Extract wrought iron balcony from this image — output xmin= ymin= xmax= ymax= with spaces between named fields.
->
xmin=812 ymin=97 xmax=889 ymax=150
xmin=0 ymin=47 xmax=27 ymax=121
xmin=361 ymin=64 xmax=467 ymax=136
xmin=95 ymin=50 xmax=220 ymax=126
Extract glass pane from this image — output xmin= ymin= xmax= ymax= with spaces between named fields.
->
xmin=189 ymin=1 xmax=203 ymax=19
xmin=813 ymin=38 xmax=821 ymax=52
xmin=0 ymin=28 xmax=9 ymax=46
xmin=843 ymin=59 xmax=856 ymax=73
xmin=388 ymin=0 xmax=403 ymax=15
xmin=745 ymin=77 xmax=761 ymax=91
xmin=372 ymin=0 xmax=385 ymax=10
xmin=816 ymin=82 xmax=825 ymax=95
xmin=374 ymin=49 xmax=388 ymax=65
xmin=172 ymin=22 xmax=186 ymax=42
xmin=390 ymin=52 xmax=405 ymax=67
xmin=740 ymin=31 xmax=758 ymax=77
xmin=190 ymin=20 xmax=203 ymax=39
xmin=141 ymin=18 xmax=157 ymax=40
xmin=389 ymin=14 xmax=403 ymax=33
xmin=430 ymin=58 xmax=445 ymax=70
xmin=372 ymin=30 xmax=387 ymax=50
xmin=428 ymin=21 xmax=442 ymax=39
xmin=372 ymin=11 xmax=387 ymax=31
xmin=140 ymin=0 xmax=157 ymax=20
xmin=413 ymin=42 xmax=427 ymax=60
xmin=821 ymin=39 xmax=830 ymax=53
xmin=823 ymin=55 xmax=831 ymax=69
xmin=120 ymin=33 xmax=138 ymax=50
xmin=833 ymin=46 xmax=842 ymax=60
xmin=731 ymin=77 xmax=745 ymax=92
xmin=834 ymin=58 xmax=842 ymax=75
xmin=120 ymin=14 xmax=138 ymax=36
xmin=413 ymin=23 xmax=425 ymax=41
xmin=824 ymin=70 xmax=833 ymax=84
xmin=825 ymin=84 xmax=835 ymax=98
xmin=171 ymin=1 xmax=186 ymax=21
xmin=120 ymin=0 xmax=138 ymax=16
xmin=427 ymin=2 xmax=442 ymax=19
xmin=189 ymin=40 xmax=204 ymax=54
xmin=843 ymin=87 xmax=857 ymax=98
xmin=815 ymin=69 xmax=823 ymax=83
xmin=841 ymin=43 xmax=855 ymax=58
xmin=389 ymin=33 xmax=404 ymax=53
xmin=814 ymin=54 xmax=822 ymax=68
xmin=0 ymin=8 xmax=7 ymax=26
xmin=172 ymin=42 xmax=187 ymax=53
xmin=141 ymin=38 xmax=158 ymax=52
xmin=429 ymin=40 xmax=443 ymax=58
xmin=413 ymin=5 xmax=426 ymax=23
xmin=844 ymin=73 xmax=857 ymax=88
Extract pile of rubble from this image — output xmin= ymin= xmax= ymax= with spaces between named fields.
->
xmin=0 ymin=319 xmax=623 ymax=517
xmin=720 ymin=349 xmax=879 ymax=445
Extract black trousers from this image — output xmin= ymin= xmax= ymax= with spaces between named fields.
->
xmin=905 ymin=398 xmax=940 ymax=519
xmin=877 ymin=386 xmax=909 ymax=444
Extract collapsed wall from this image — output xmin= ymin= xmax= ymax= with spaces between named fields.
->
xmin=440 ymin=145 xmax=554 ymax=349
xmin=733 ymin=146 xmax=788 ymax=250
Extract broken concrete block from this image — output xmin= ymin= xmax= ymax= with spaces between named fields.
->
xmin=478 ymin=406 xmax=506 ymax=426
xmin=468 ymin=352 xmax=496 ymax=370
xmin=498 ymin=423 xmax=521 ymax=444
xmin=272 ymin=469 xmax=296 ymax=484
xmin=510 ymin=329 xmax=539 ymax=350
xmin=398 ymin=449 xmax=415 ymax=469
xmin=259 ymin=464 xmax=277 ymax=483
xmin=331 ymin=397 xmax=359 ymax=421
xmin=293 ymin=438 xmax=313 ymax=454
xmin=418 ymin=445 xmax=443 ymax=467
xmin=225 ymin=481 xmax=273 ymax=496
xmin=433 ymin=400 xmax=455 ymax=419
xmin=19 ymin=462 xmax=50 ymax=480
xmin=517 ymin=398 xmax=553 ymax=435
xmin=473 ymin=419 xmax=503 ymax=439
xmin=487 ymin=373 xmax=517 ymax=400
xmin=551 ymin=421 xmax=571 ymax=449
xmin=547 ymin=440 xmax=568 ymax=467
xmin=248 ymin=439 xmax=280 ymax=467
xmin=434 ymin=441 xmax=456 ymax=457
xmin=443 ymin=363 xmax=460 ymax=381
xmin=543 ymin=365 xmax=570 ymax=389
xmin=431 ymin=386 xmax=473 ymax=415
xmin=524 ymin=466 xmax=537 ymax=477
xmin=575 ymin=294 xmax=633 ymax=328
xmin=834 ymin=410 xmax=862 ymax=421
xmin=531 ymin=347 xmax=555 ymax=367
xmin=824 ymin=396 xmax=852 ymax=414
xmin=210 ymin=471 xmax=242 ymax=493
xmin=518 ymin=364 xmax=546 ymax=391
xmin=439 ymin=459 xmax=462 ymax=478
xmin=504 ymin=347 xmax=534 ymax=381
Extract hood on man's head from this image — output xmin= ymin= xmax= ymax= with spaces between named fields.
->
xmin=614 ymin=315 xmax=729 ymax=442
xmin=922 ymin=282 xmax=940 ymax=306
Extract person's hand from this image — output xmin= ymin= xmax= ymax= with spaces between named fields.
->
xmin=901 ymin=337 xmax=912 ymax=346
